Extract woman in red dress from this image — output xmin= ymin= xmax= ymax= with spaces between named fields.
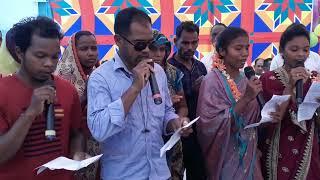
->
xmin=259 ymin=23 xmax=320 ymax=180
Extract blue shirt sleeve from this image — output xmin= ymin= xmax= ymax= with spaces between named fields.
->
xmin=87 ymin=72 xmax=126 ymax=142
xmin=162 ymin=70 xmax=179 ymax=135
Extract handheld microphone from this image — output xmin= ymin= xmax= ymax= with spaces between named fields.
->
xmin=244 ymin=66 xmax=265 ymax=110
xmin=149 ymin=62 xmax=162 ymax=105
xmin=45 ymin=81 xmax=56 ymax=141
xmin=295 ymin=61 xmax=305 ymax=105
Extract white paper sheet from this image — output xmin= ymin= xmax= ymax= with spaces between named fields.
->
xmin=298 ymin=82 xmax=320 ymax=122
xmin=160 ymin=117 xmax=200 ymax=157
xmin=36 ymin=154 xmax=103 ymax=175
xmin=245 ymin=95 xmax=291 ymax=129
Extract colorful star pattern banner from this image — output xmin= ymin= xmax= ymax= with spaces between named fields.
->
xmin=49 ymin=0 xmax=318 ymax=64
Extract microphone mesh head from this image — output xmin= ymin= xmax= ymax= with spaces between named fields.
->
xmin=295 ymin=61 xmax=305 ymax=68
xmin=45 ymin=78 xmax=56 ymax=89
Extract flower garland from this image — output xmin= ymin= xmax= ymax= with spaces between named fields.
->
xmin=212 ymin=54 xmax=242 ymax=101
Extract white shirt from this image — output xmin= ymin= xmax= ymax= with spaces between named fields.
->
xmin=270 ymin=51 xmax=320 ymax=73
xmin=200 ymin=51 xmax=215 ymax=72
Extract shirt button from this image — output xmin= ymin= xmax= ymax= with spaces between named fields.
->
xmin=142 ymin=129 xmax=150 ymax=133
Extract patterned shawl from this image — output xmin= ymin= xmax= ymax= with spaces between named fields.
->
xmin=54 ymin=35 xmax=88 ymax=99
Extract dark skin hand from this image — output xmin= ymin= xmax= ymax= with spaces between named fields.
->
xmin=166 ymin=117 xmax=193 ymax=137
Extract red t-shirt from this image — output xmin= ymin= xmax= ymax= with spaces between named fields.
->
xmin=0 ymin=75 xmax=82 ymax=180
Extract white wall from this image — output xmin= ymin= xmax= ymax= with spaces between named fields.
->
xmin=0 ymin=0 xmax=38 ymax=34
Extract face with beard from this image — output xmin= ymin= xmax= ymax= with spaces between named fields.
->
xmin=174 ymin=30 xmax=199 ymax=61
xmin=282 ymin=36 xmax=309 ymax=69
xmin=115 ymin=21 xmax=153 ymax=70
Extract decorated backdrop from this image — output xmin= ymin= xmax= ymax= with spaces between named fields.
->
xmin=49 ymin=0 xmax=318 ymax=64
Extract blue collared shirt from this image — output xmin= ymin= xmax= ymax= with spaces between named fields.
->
xmin=87 ymin=52 xmax=178 ymax=180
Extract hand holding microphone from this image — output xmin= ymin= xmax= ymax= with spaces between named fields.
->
xmin=132 ymin=59 xmax=162 ymax=105
xmin=132 ymin=59 xmax=154 ymax=90
xmin=27 ymin=86 xmax=55 ymax=117
xmin=26 ymin=83 xmax=56 ymax=140
xmin=244 ymin=66 xmax=265 ymax=109
xmin=45 ymin=83 xmax=56 ymax=141
xmin=289 ymin=62 xmax=308 ymax=105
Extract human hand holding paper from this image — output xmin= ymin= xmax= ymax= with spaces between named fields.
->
xmin=245 ymin=95 xmax=291 ymax=129
xmin=160 ymin=117 xmax=199 ymax=157
xmin=298 ymin=82 xmax=320 ymax=122
xmin=36 ymin=154 xmax=103 ymax=175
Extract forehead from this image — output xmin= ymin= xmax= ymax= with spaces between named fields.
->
xmin=129 ymin=21 xmax=153 ymax=40
xmin=285 ymin=36 xmax=309 ymax=48
xmin=77 ymin=35 xmax=97 ymax=45
xmin=29 ymin=34 xmax=60 ymax=52
xmin=229 ymin=36 xmax=249 ymax=45
xmin=256 ymin=59 xmax=264 ymax=65
xmin=179 ymin=30 xmax=198 ymax=41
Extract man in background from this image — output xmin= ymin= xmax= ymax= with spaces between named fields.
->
xmin=169 ymin=21 xmax=207 ymax=180
xmin=253 ymin=58 xmax=264 ymax=77
xmin=200 ymin=23 xmax=226 ymax=72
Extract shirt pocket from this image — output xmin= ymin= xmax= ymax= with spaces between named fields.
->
xmin=148 ymin=92 xmax=166 ymax=119
xmin=102 ymin=127 xmax=132 ymax=159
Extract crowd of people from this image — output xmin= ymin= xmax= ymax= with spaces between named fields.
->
xmin=0 ymin=6 xmax=320 ymax=180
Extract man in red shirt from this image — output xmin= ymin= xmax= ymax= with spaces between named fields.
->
xmin=0 ymin=17 xmax=86 ymax=180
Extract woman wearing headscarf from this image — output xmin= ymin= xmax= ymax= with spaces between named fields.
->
xmin=0 ymin=28 xmax=20 ymax=77
xmin=54 ymin=30 xmax=100 ymax=180
xmin=149 ymin=30 xmax=187 ymax=180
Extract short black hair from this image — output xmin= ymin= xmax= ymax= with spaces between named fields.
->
xmin=175 ymin=21 xmax=199 ymax=39
xmin=212 ymin=23 xmax=227 ymax=29
xmin=263 ymin=57 xmax=272 ymax=66
xmin=6 ymin=28 xmax=20 ymax=63
xmin=74 ymin=30 xmax=95 ymax=45
xmin=216 ymin=27 xmax=248 ymax=58
xmin=114 ymin=7 xmax=151 ymax=36
xmin=253 ymin=58 xmax=264 ymax=67
xmin=13 ymin=16 xmax=63 ymax=53
xmin=210 ymin=23 xmax=227 ymax=35
xmin=279 ymin=23 xmax=310 ymax=53
xmin=264 ymin=57 xmax=272 ymax=62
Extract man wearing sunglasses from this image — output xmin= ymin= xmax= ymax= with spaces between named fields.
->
xmin=87 ymin=7 xmax=192 ymax=180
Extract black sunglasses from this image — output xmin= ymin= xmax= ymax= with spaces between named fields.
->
xmin=118 ymin=34 xmax=153 ymax=51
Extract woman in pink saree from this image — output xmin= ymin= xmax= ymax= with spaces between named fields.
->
xmin=196 ymin=27 xmax=264 ymax=180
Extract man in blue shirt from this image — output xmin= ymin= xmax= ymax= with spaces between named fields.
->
xmin=87 ymin=7 xmax=192 ymax=180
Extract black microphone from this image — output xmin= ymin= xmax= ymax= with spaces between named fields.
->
xmin=295 ymin=61 xmax=305 ymax=105
xmin=244 ymin=66 xmax=265 ymax=110
xmin=45 ymin=81 xmax=56 ymax=141
xmin=149 ymin=62 xmax=162 ymax=105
